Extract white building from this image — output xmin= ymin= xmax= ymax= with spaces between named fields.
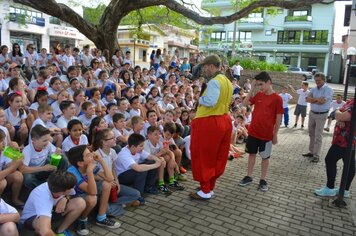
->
xmin=0 ymin=0 xmax=85 ymax=53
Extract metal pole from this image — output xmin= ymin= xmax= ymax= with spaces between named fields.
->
xmin=344 ymin=60 xmax=351 ymax=101
xmin=332 ymin=88 xmax=356 ymax=208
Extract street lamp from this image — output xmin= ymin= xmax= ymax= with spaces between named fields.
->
xmin=343 ymin=47 xmax=356 ymax=101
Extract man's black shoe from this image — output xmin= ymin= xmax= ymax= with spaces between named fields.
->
xmin=302 ymin=152 xmax=313 ymax=157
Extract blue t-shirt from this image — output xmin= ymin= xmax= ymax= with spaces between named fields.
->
xmin=67 ymin=165 xmax=100 ymax=195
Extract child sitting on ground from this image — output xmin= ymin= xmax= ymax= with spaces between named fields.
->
xmin=56 ymin=100 xmax=78 ymax=136
xmin=0 ymin=197 xmax=19 ymax=236
xmin=67 ymin=145 xmax=121 ymax=234
xmin=20 ymin=170 xmax=85 ymax=236
xmin=0 ymin=129 xmax=24 ymax=208
xmin=144 ymin=126 xmax=184 ymax=194
xmin=93 ymin=129 xmax=143 ymax=215
xmin=19 ymin=125 xmax=64 ymax=189
xmin=112 ymin=113 xmax=129 ymax=147
xmin=115 ymin=133 xmax=164 ymax=195
xmin=62 ymin=119 xmax=89 ymax=154
xmin=78 ymin=101 xmax=97 ymax=133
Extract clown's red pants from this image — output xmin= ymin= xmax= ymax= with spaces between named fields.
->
xmin=190 ymin=114 xmax=232 ymax=194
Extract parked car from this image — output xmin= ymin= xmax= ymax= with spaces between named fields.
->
xmin=307 ymin=66 xmax=320 ymax=75
xmin=287 ymin=67 xmax=313 ymax=80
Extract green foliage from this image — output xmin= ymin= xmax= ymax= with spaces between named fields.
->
xmin=229 ymin=57 xmax=287 ymax=72
xmin=285 ymin=15 xmax=310 ymax=22
xmin=83 ymin=4 xmax=106 ymax=25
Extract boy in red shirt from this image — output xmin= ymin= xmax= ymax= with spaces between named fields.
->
xmin=239 ymin=72 xmax=283 ymax=191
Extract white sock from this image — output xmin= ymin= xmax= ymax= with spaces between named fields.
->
xmin=210 ymin=191 xmax=214 ymax=196
xmin=197 ymin=190 xmax=211 ymax=198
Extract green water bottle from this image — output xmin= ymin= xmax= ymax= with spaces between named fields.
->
xmin=50 ymin=154 xmax=62 ymax=167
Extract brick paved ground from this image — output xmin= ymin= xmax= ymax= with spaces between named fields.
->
xmin=21 ymin=108 xmax=356 ymax=236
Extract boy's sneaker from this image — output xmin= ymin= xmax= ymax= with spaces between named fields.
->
xmin=301 ymin=125 xmax=304 ymax=129
xmin=96 ymin=217 xmax=121 ymax=229
xmin=168 ymin=181 xmax=185 ymax=191
xmin=158 ymin=185 xmax=172 ymax=195
xmin=293 ymin=124 xmax=297 ymax=128
xmin=144 ymin=186 xmax=159 ymax=194
xmin=334 ymin=188 xmax=350 ymax=198
xmin=56 ymin=230 xmax=72 ymax=236
xmin=239 ymin=176 xmax=253 ymax=186
xmin=179 ymin=166 xmax=187 ymax=174
xmin=258 ymin=179 xmax=268 ymax=192
xmin=314 ymin=186 xmax=336 ymax=197
xmin=177 ymin=173 xmax=188 ymax=181
xmin=76 ymin=221 xmax=89 ymax=236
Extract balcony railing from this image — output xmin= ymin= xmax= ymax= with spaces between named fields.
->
xmin=239 ymin=17 xmax=264 ymax=23
xmin=285 ymin=15 xmax=312 ymax=22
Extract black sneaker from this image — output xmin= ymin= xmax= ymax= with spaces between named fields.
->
xmin=311 ymin=157 xmax=320 ymax=163
xmin=302 ymin=152 xmax=313 ymax=157
xmin=259 ymin=179 xmax=268 ymax=192
xmin=239 ymin=176 xmax=253 ymax=186
xmin=301 ymin=125 xmax=304 ymax=129
xmin=76 ymin=220 xmax=89 ymax=236
xmin=168 ymin=181 xmax=185 ymax=191
xmin=96 ymin=217 xmax=121 ymax=229
xmin=144 ymin=186 xmax=159 ymax=194
xmin=293 ymin=124 xmax=297 ymax=128
xmin=158 ymin=185 xmax=172 ymax=195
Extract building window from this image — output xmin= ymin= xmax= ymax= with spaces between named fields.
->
xmin=277 ymin=30 xmax=301 ymax=44
xmin=227 ymin=31 xmax=238 ymax=42
xmin=239 ymin=31 xmax=251 ymax=41
xmin=292 ymin=10 xmax=309 ymax=16
xmin=10 ymin=6 xmax=43 ymax=18
xmin=210 ymin=31 xmax=226 ymax=42
xmin=49 ymin=17 xmax=61 ymax=25
xmin=303 ymin=30 xmax=328 ymax=45
xmin=344 ymin=5 xmax=351 ymax=27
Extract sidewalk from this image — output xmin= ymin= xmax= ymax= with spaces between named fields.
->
xmin=81 ymin=113 xmax=356 ymax=236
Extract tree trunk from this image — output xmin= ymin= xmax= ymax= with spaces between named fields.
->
xmin=92 ymin=29 xmax=119 ymax=57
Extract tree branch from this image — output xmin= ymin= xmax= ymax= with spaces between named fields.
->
xmin=125 ymin=0 xmax=335 ymax=25
xmin=13 ymin=0 xmax=97 ymax=39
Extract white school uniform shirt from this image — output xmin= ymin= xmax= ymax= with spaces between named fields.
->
xmin=22 ymin=142 xmax=56 ymax=167
xmin=115 ymin=146 xmax=150 ymax=175
xmin=143 ymin=122 xmax=163 ymax=138
xmin=31 ymin=118 xmax=57 ymax=130
xmin=112 ymin=127 xmax=130 ymax=139
xmin=28 ymin=80 xmax=49 ymax=91
xmin=296 ymin=89 xmax=309 ymax=106
xmin=118 ymin=110 xmax=131 ymax=121
xmin=329 ymin=100 xmax=346 ymax=112
xmin=158 ymin=101 xmax=174 ymax=111
xmin=0 ymin=198 xmax=18 ymax=214
xmin=112 ymin=55 xmax=121 ymax=67
xmin=20 ymin=182 xmax=75 ymax=223
xmin=279 ymin=93 xmax=293 ymax=109
xmin=0 ymin=79 xmax=8 ymax=92
xmin=144 ymin=140 xmax=163 ymax=155
xmin=61 ymin=54 xmax=75 ymax=71
xmin=89 ymin=99 xmax=105 ymax=108
xmin=56 ymin=115 xmax=79 ymax=129
xmin=78 ymin=114 xmax=96 ymax=130
xmin=104 ymin=114 xmax=114 ymax=127
xmin=156 ymin=67 xmax=166 ymax=78
xmin=25 ymin=50 xmax=37 ymax=66
xmin=81 ymin=53 xmax=94 ymax=67
xmin=62 ymin=135 xmax=88 ymax=154
xmin=51 ymin=101 xmax=62 ymax=118
xmin=37 ymin=54 xmax=49 ymax=67
xmin=0 ymin=125 xmax=11 ymax=170
xmin=4 ymin=108 xmax=27 ymax=126
xmin=29 ymin=102 xmax=40 ymax=112
xmin=47 ymin=87 xmax=59 ymax=104
xmin=102 ymin=97 xmax=117 ymax=106
xmin=95 ymin=148 xmax=117 ymax=170
xmin=129 ymin=108 xmax=141 ymax=118
xmin=123 ymin=58 xmax=132 ymax=67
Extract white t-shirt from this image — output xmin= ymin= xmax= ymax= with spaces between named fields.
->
xmin=156 ymin=67 xmax=167 ymax=78
xmin=61 ymin=54 xmax=75 ymax=71
xmin=4 ymin=108 xmax=27 ymax=126
xmin=123 ymin=58 xmax=132 ymax=67
xmin=104 ymin=114 xmax=114 ymax=127
xmin=296 ymin=89 xmax=310 ymax=106
xmin=51 ymin=101 xmax=62 ymax=118
xmin=115 ymin=146 xmax=150 ymax=175
xmin=0 ymin=198 xmax=18 ymax=214
xmin=62 ymin=135 xmax=88 ymax=154
xmin=37 ymin=54 xmax=48 ymax=67
xmin=144 ymin=140 xmax=163 ymax=155
xmin=22 ymin=142 xmax=56 ymax=167
xmin=95 ymin=148 xmax=117 ymax=170
xmin=20 ymin=182 xmax=75 ymax=223
xmin=25 ymin=51 xmax=37 ymax=66
xmin=158 ymin=101 xmax=174 ymax=111
xmin=232 ymin=65 xmax=243 ymax=76
xmin=279 ymin=93 xmax=293 ymax=108
xmin=56 ymin=116 xmax=79 ymax=129
xmin=78 ymin=114 xmax=96 ymax=130
xmin=81 ymin=53 xmax=94 ymax=67
xmin=330 ymin=100 xmax=346 ymax=112
xmin=129 ymin=109 xmax=141 ymax=118
xmin=102 ymin=97 xmax=117 ymax=106
xmin=112 ymin=127 xmax=130 ymax=139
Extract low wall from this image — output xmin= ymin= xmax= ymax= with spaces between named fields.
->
xmin=239 ymin=70 xmax=306 ymax=104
